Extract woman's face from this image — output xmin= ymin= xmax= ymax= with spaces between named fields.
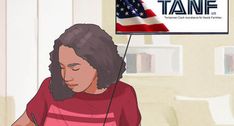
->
xmin=58 ymin=45 xmax=97 ymax=92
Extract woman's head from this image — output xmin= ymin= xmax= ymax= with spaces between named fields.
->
xmin=49 ymin=24 xmax=126 ymax=100
xmin=58 ymin=45 xmax=98 ymax=93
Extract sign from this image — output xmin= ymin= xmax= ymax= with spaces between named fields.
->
xmin=116 ymin=0 xmax=229 ymax=34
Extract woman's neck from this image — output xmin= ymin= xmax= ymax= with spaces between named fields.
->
xmin=84 ymin=76 xmax=107 ymax=94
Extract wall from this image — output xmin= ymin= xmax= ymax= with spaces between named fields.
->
xmin=73 ymin=0 xmax=102 ymax=26
xmin=0 ymin=0 xmax=7 ymax=125
xmin=6 ymin=0 xmax=72 ymax=124
xmin=7 ymin=0 xmax=38 ymax=123
xmin=38 ymin=0 xmax=72 ymax=84
xmin=0 ymin=0 xmax=6 ymax=97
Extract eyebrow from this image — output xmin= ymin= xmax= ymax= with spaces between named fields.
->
xmin=59 ymin=63 xmax=80 ymax=67
xmin=67 ymin=63 xmax=80 ymax=67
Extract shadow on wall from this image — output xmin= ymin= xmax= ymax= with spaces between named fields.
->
xmin=0 ymin=96 xmax=15 ymax=126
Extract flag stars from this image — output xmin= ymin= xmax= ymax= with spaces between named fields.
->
xmin=132 ymin=10 xmax=136 ymax=14
xmin=125 ymin=12 xmax=129 ymax=15
xmin=117 ymin=0 xmax=147 ymax=18
xmin=140 ymin=12 xmax=144 ymax=16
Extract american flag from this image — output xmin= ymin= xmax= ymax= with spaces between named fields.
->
xmin=116 ymin=0 xmax=169 ymax=33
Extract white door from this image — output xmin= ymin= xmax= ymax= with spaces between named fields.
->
xmin=7 ymin=0 xmax=72 ymax=123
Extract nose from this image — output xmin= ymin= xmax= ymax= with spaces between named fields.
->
xmin=63 ymin=70 xmax=73 ymax=82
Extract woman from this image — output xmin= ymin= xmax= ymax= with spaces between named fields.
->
xmin=13 ymin=24 xmax=141 ymax=126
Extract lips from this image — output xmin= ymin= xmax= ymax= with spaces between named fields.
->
xmin=66 ymin=84 xmax=78 ymax=88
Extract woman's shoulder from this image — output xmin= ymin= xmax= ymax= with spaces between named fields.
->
xmin=37 ymin=77 xmax=52 ymax=92
xmin=115 ymin=81 xmax=136 ymax=96
xmin=117 ymin=81 xmax=134 ymax=89
xmin=43 ymin=77 xmax=52 ymax=83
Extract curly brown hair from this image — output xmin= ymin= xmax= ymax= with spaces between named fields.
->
xmin=48 ymin=24 xmax=126 ymax=100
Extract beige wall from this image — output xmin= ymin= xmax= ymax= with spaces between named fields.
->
xmin=0 ymin=0 xmax=6 ymax=125
xmin=149 ymin=2 xmax=234 ymax=97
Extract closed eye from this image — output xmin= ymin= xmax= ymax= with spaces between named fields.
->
xmin=72 ymin=68 xmax=80 ymax=71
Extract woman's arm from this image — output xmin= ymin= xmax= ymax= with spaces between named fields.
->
xmin=120 ymin=85 xmax=142 ymax=126
xmin=12 ymin=78 xmax=51 ymax=126
xmin=12 ymin=111 xmax=34 ymax=126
